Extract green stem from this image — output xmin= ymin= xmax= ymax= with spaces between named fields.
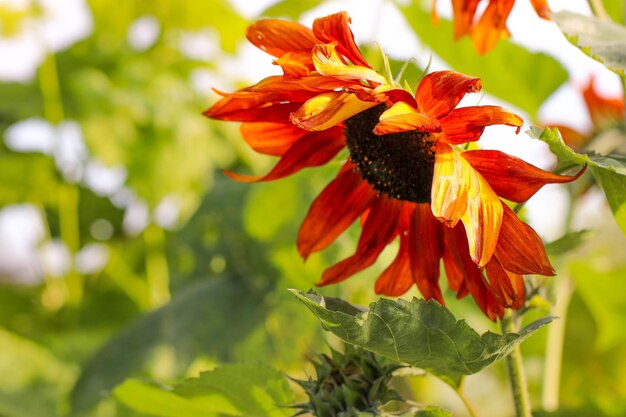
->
xmin=587 ymin=0 xmax=611 ymax=21
xmin=455 ymin=381 xmax=482 ymax=417
xmin=144 ymin=224 xmax=170 ymax=306
xmin=541 ymin=277 xmax=574 ymax=411
xmin=59 ymin=184 xmax=82 ymax=304
xmin=39 ymin=51 xmax=64 ymax=123
xmin=502 ymin=311 xmax=533 ymax=417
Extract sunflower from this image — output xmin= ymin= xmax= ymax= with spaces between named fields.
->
xmin=205 ymin=11 xmax=581 ymax=320
xmin=432 ymin=0 xmax=551 ymax=54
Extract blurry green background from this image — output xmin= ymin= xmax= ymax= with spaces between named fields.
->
xmin=0 ymin=0 xmax=625 ymax=416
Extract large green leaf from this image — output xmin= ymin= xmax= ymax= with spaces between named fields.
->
xmin=260 ymin=0 xmax=325 ymax=19
xmin=529 ymin=126 xmax=626 ymax=235
xmin=114 ymin=364 xmax=294 ymax=417
xmin=396 ymin=1 xmax=567 ymax=118
xmin=291 ymin=290 xmax=553 ymax=388
xmin=553 ymin=11 xmax=626 ymax=76
xmin=70 ymin=278 xmax=267 ymax=414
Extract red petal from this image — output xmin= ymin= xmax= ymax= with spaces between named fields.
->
xmin=240 ymin=122 xmax=307 ymax=156
xmin=443 ymin=225 xmax=504 ymax=320
xmin=225 ymin=126 xmax=345 ymax=182
xmin=298 ymin=163 xmax=376 ymax=258
xmin=485 ymin=257 xmax=525 ymax=309
xmin=451 ymin=0 xmax=480 ymax=38
xmin=530 ymin=0 xmax=551 ymax=18
xmin=415 ymin=70 xmax=482 ymax=119
xmin=204 ymin=100 xmax=301 ymax=123
xmin=493 ymin=203 xmax=555 ymax=276
xmin=439 ymin=105 xmax=523 ymax=145
xmin=246 ymin=19 xmax=318 ymax=57
xmin=462 ymin=150 xmax=585 ymax=203
xmin=408 ymin=204 xmax=444 ymax=303
xmin=375 ymin=233 xmax=413 ymax=296
xmin=583 ymin=76 xmax=625 ymax=130
xmin=318 ymin=197 xmax=402 ymax=285
xmin=471 ymin=0 xmax=515 ymax=54
xmin=312 ymin=12 xmax=370 ymax=68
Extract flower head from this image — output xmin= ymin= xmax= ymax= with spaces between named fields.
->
xmin=205 ymin=11 xmax=581 ymax=320
xmin=433 ymin=0 xmax=551 ymax=54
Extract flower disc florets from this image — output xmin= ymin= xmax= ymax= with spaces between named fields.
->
xmin=345 ymin=104 xmax=436 ymax=203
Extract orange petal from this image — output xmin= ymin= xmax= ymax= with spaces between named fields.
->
xmin=246 ymin=19 xmax=318 ymax=58
xmin=290 ymin=90 xmax=381 ymax=131
xmin=373 ymin=101 xmax=441 ymax=135
xmin=312 ymin=43 xmax=387 ymax=84
xmin=485 ymin=257 xmax=525 ymax=309
xmin=298 ymin=163 xmax=376 ymax=258
xmin=451 ymin=0 xmax=480 ymax=39
xmin=375 ymin=232 xmax=414 ymax=296
xmin=312 ymin=11 xmax=370 ymax=68
xmin=443 ymin=225 xmax=504 ymax=320
xmin=408 ymin=204 xmax=444 ymax=303
xmin=415 ymin=70 xmax=482 ymax=119
xmin=471 ymin=0 xmax=515 ymax=54
xmin=225 ymin=126 xmax=344 ymax=182
xmin=493 ymin=203 xmax=555 ymax=276
xmin=440 ymin=105 xmax=523 ymax=145
xmin=432 ymin=142 xmax=503 ymax=267
xmin=250 ymin=74 xmax=347 ymax=93
xmin=530 ymin=0 xmax=551 ymax=19
xmin=273 ymin=51 xmax=315 ymax=77
xmin=204 ymin=99 xmax=301 ymax=122
xmin=318 ymin=197 xmax=402 ymax=285
xmin=583 ymin=76 xmax=625 ymax=130
xmin=240 ymin=122 xmax=307 ymax=156
xmin=462 ymin=149 xmax=586 ymax=203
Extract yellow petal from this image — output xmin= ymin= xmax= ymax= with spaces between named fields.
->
xmin=290 ymin=91 xmax=380 ymax=131
xmin=312 ymin=43 xmax=387 ymax=85
xmin=432 ymin=142 xmax=502 ymax=266
xmin=374 ymin=101 xmax=441 ymax=135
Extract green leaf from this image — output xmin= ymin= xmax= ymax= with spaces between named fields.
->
xmin=604 ymin=0 xmax=625 ymax=24
xmin=552 ymin=11 xmax=626 ymax=76
xmin=70 ymin=278 xmax=267 ymax=414
xmin=114 ymin=364 xmax=294 ymax=417
xmin=291 ymin=290 xmax=553 ymax=388
xmin=414 ymin=406 xmax=453 ymax=417
xmin=544 ymin=230 xmax=590 ymax=255
xmin=396 ymin=1 xmax=567 ymax=118
xmin=260 ymin=0 xmax=325 ymax=19
xmin=529 ymin=127 xmax=626 ymax=235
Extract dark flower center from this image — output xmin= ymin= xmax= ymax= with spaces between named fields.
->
xmin=345 ymin=104 xmax=436 ymax=203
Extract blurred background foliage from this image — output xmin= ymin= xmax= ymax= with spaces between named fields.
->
xmin=0 ymin=0 xmax=625 ymax=416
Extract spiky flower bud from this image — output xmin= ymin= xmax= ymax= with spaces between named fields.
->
xmin=292 ymin=345 xmax=403 ymax=417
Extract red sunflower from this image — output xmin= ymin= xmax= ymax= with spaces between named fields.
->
xmin=205 ymin=11 xmax=581 ymax=320
xmin=433 ymin=0 xmax=551 ymax=54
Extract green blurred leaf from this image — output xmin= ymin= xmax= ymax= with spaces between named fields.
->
xmin=70 ymin=278 xmax=267 ymax=414
xmin=0 ymin=152 xmax=60 ymax=207
xmin=261 ymin=0 xmax=325 ymax=19
xmin=397 ymin=1 xmax=567 ymax=118
xmin=414 ymin=406 xmax=453 ymax=417
xmin=553 ymin=11 xmax=626 ymax=76
xmin=291 ymin=290 xmax=553 ymax=388
xmin=544 ymin=230 xmax=590 ymax=255
xmin=529 ymin=126 xmax=626 ymax=235
xmin=604 ymin=0 xmax=625 ymax=24
xmin=115 ymin=364 xmax=293 ymax=417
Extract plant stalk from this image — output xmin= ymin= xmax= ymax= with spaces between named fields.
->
xmin=455 ymin=382 xmax=482 ymax=417
xmin=502 ymin=311 xmax=533 ymax=417
xmin=587 ymin=0 xmax=611 ymax=21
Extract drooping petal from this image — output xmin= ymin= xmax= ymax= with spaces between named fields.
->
xmin=312 ymin=11 xmax=371 ymax=68
xmin=530 ymin=0 xmax=551 ymax=18
xmin=493 ymin=203 xmax=555 ymax=276
xmin=431 ymin=142 xmax=503 ymax=267
xmin=240 ymin=122 xmax=307 ymax=156
xmin=583 ymin=77 xmax=625 ymax=130
xmin=312 ymin=43 xmax=387 ymax=84
xmin=375 ymin=232 xmax=413 ymax=296
xmin=246 ymin=19 xmax=318 ymax=57
xmin=415 ymin=70 xmax=482 ymax=119
xmin=298 ymin=163 xmax=377 ymax=258
xmin=442 ymin=225 xmax=504 ymax=320
xmin=408 ymin=204 xmax=444 ymax=303
xmin=439 ymin=105 xmax=523 ymax=145
xmin=204 ymin=98 xmax=302 ymax=122
xmin=250 ymin=74 xmax=348 ymax=93
xmin=318 ymin=197 xmax=402 ymax=285
xmin=291 ymin=90 xmax=381 ymax=131
xmin=451 ymin=0 xmax=480 ymax=38
xmin=462 ymin=150 xmax=586 ymax=203
xmin=471 ymin=0 xmax=515 ymax=54
xmin=273 ymin=51 xmax=315 ymax=77
xmin=225 ymin=126 xmax=345 ymax=182
xmin=485 ymin=257 xmax=525 ymax=309
xmin=373 ymin=101 xmax=441 ymax=135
